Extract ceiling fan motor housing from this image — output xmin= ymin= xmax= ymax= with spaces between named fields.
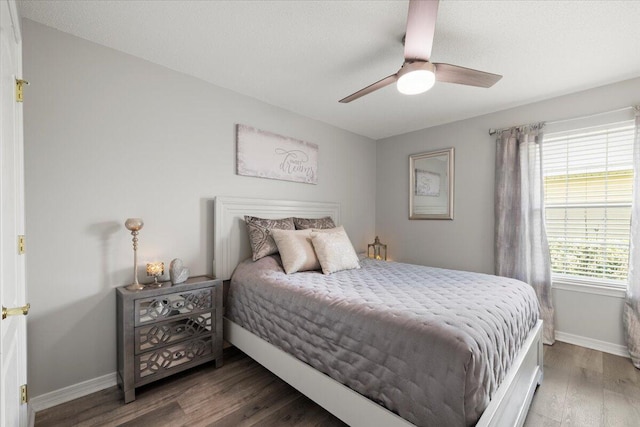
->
xmin=397 ymin=61 xmax=436 ymax=95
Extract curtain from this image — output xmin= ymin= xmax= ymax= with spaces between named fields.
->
xmin=624 ymin=106 xmax=640 ymax=368
xmin=495 ymin=124 xmax=555 ymax=344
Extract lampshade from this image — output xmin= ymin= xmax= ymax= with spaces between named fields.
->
xmin=125 ymin=218 xmax=144 ymax=232
xmin=396 ymin=62 xmax=436 ymax=95
xmin=146 ymin=261 xmax=164 ymax=288
xmin=146 ymin=262 xmax=164 ymax=277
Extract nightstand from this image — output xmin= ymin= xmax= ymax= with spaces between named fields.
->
xmin=116 ymin=276 xmax=223 ymax=403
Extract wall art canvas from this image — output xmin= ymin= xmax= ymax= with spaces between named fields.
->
xmin=237 ymin=124 xmax=318 ymax=184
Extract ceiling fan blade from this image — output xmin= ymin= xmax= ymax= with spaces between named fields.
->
xmin=434 ymin=63 xmax=502 ymax=88
xmin=404 ymin=0 xmax=439 ymax=61
xmin=339 ymin=74 xmax=398 ymax=103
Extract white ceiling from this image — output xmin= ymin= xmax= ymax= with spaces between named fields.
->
xmin=18 ymin=0 xmax=640 ymax=140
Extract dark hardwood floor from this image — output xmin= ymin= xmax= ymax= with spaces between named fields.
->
xmin=35 ymin=342 xmax=640 ymax=427
xmin=35 ymin=346 xmax=347 ymax=427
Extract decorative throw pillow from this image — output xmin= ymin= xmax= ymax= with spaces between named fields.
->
xmin=293 ymin=216 xmax=336 ymax=230
xmin=244 ymin=216 xmax=295 ymax=261
xmin=270 ymin=229 xmax=320 ymax=274
xmin=310 ymin=228 xmax=360 ymax=275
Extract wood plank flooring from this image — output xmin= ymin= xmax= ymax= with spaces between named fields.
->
xmin=35 ymin=342 xmax=640 ymax=427
xmin=525 ymin=341 xmax=640 ymax=427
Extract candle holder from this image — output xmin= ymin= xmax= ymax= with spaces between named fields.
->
xmin=146 ymin=262 xmax=164 ymax=288
xmin=367 ymin=236 xmax=387 ymax=261
xmin=125 ymin=218 xmax=145 ymax=291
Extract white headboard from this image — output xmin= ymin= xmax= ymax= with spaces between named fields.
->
xmin=213 ymin=197 xmax=341 ymax=280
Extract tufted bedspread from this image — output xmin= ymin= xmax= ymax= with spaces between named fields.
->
xmin=227 ymin=255 xmax=540 ymax=427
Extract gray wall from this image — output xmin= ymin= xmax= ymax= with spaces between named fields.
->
xmin=22 ymin=20 xmax=376 ymax=398
xmin=376 ymin=77 xmax=640 ymax=350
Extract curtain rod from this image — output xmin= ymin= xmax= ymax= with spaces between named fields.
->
xmin=488 ymin=106 xmax=635 ymax=136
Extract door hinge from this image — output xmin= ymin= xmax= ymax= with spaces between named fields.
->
xmin=15 ymin=79 xmax=29 ymax=102
xmin=18 ymin=235 xmax=25 ymax=255
xmin=20 ymin=384 xmax=28 ymax=404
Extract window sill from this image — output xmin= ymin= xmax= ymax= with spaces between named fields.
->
xmin=552 ymin=278 xmax=627 ymax=299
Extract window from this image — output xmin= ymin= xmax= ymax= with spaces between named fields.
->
xmin=543 ymin=120 xmax=635 ymax=285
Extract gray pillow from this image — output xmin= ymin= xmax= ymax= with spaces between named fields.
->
xmin=293 ymin=216 xmax=336 ymax=230
xmin=244 ymin=216 xmax=295 ymax=261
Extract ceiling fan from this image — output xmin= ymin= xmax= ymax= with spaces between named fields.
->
xmin=339 ymin=0 xmax=502 ymax=103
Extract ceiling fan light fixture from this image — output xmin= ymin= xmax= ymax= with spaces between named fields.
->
xmin=396 ymin=61 xmax=436 ymax=95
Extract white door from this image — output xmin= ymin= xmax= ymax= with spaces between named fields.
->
xmin=0 ymin=0 xmax=28 ymax=426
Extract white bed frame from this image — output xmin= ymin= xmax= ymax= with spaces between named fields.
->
xmin=214 ymin=196 xmax=543 ymax=427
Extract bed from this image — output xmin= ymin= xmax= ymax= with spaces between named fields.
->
xmin=214 ymin=196 xmax=543 ymax=427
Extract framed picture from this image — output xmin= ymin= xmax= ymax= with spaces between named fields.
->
xmin=236 ymin=124 xmax=318 ymax=184
xmin=409 ymin=148 xmax=454 ymax=220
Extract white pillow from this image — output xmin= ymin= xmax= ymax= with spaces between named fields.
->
xmin=270 ymin=229 xmax=320 ymax=274
xmin=310 ymin=228 xmax=360 ymax=275
xmin=312 ymin=225 xmax=345 ymax=234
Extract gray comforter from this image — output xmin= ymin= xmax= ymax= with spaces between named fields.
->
xmin=227 ymin=255 xmax=539 ymax=426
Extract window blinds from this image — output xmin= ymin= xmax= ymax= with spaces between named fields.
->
xmin=543 ymin=120 xmax=635 ymax=284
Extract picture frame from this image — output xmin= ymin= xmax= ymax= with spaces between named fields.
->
xmin=236 ymin=124 xmax=318 ymax=185
xmin=409 ymin=148 xmax=454 ymax=220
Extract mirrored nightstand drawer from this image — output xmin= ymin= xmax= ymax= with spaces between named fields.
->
xmin=134 ymin=288 xmax=213 ymax=326
xmin=134 ymin=312 xmax=214 ymax=354
xmin=135 ymin=336 xmax=214 ymax=383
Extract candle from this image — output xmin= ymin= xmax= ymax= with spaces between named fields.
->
xmin=146 ymin=262 xmax=164 ymax=276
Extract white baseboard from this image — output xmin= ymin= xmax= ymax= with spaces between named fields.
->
xmin=555 ymin=330 xmax=630 ymax=358
xmin=29 ymin=372 xmax=117 ymax=413
xmin=28 ymin=405 xmax=36 ymax=427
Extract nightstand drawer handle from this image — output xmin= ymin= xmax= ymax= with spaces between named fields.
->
xmin=2 ymin=303 xmax=30 ymax=320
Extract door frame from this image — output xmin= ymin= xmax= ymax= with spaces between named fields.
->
xmin=0 ymin=0 xmax=29 ymax=426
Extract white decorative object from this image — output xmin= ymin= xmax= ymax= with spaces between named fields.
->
xmin=169 ymin=258 xmax=189 ymax=284
xmin=236 ymin=124 xmax=318 ymax=184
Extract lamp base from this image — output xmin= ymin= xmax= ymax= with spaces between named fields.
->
xmin=126 ymin=282 xmax=145 ymax=291
xmin=146 ymin=277 xmax=162 ymax=288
